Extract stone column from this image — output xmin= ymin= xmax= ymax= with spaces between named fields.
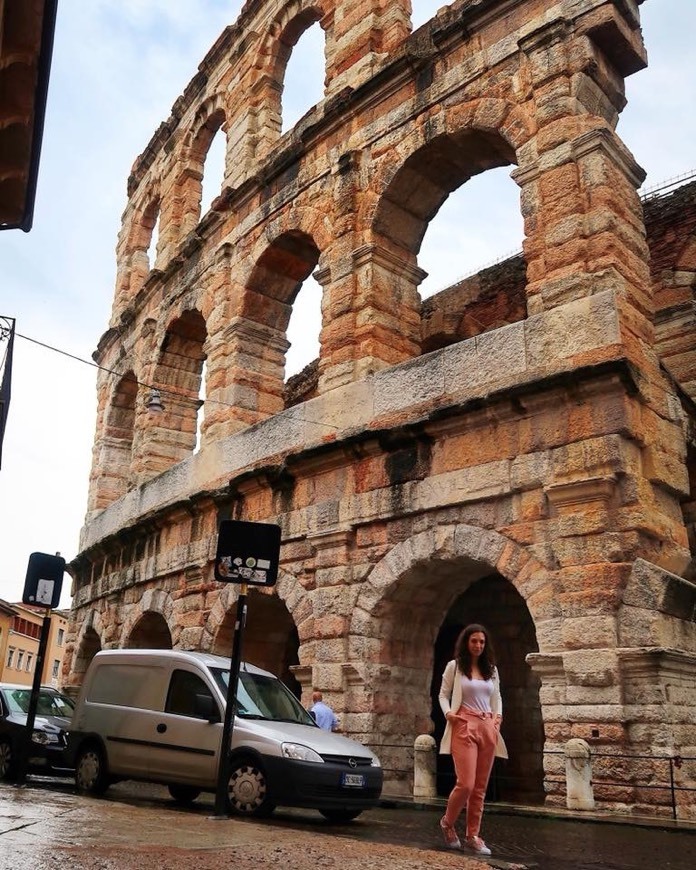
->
xmin=319 ymin=244 xmax=424 ymax=391
xmin=201 ymin=318 xmax=290 ymax=443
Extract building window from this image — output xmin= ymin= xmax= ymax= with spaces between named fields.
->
xmin=25 ymin=654 xmax=33 ymax=672
xmin=52 ymin=659 xmax=60 ymax=679
xmin=17 ymin=650 xmax=24 ymax=669
xmin=7 ymin=647 xmax=15 ymax=668
xmin=57 ymin=628 xmax=65 ymax=646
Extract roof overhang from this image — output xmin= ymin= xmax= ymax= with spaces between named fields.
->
xmin=0 ymin=0 xmax=58 ymax=232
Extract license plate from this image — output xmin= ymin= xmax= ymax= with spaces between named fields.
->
xmin=341 ymin=772 xmax=365 ymax=788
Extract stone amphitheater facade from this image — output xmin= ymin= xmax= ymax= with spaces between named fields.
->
xmin=66 ymin=0 xmax=696 ymax=817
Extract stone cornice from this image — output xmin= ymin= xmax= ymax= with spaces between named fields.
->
xmin=545 ymin=477 xmax=616 ymax=513
xmin=74 ymin=355 xmax=642 ymax=566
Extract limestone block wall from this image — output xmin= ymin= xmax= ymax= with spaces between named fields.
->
xmin=67 ymin=0 xmax=696 ymax=817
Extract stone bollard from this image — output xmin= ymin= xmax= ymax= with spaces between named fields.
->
xmin=565 ymin=738 xmax=595 ymax=810
xmin=413 ymin=734 xmax=437 ymax=798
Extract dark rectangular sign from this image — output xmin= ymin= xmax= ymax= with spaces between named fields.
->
xmin=214 ymin=520 xmax=281 ymax=587
xmin=23 ymin=552 xmax=65 ymax=609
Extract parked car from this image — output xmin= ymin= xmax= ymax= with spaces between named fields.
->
xmin=0 ymin=683 xmax=74 ymax=779
xmin=68 ymin=649 xmax=383 ymax=821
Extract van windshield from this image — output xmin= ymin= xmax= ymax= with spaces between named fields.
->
xmin=210 ymin=668 xmax=315 ymax=726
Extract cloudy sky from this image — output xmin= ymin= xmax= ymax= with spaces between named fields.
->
xmin=0 ymin=0 xmax=694 ymax=609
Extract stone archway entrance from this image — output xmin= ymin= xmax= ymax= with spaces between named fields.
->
xmin=125 ymin=611 xmax=172 ymax=649
xmin=431 ymin=573 xmax=545 ymax=804
xmin=213 ymin=590 xmax=301 ymax=698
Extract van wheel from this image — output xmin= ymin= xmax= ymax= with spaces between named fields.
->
xmin=168 ymin=784 xmax=201 ymax=805
xmin=320 ymin=809 xmax=363 ymax=823
xmin=228 ymin=758 xmax=275 ymax=817
xmin=0 ymin=738 xmax=17 ymax=780
xmin=75 ymin=744 xmax=110 ymax=795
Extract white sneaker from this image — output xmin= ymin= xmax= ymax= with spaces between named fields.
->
xmin=439 ymin=817 xmax=461 ymax=849
xmin=465 ymin=836 xmax=492 ymax=856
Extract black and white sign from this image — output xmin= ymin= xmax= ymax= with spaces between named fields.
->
xmin=23 ymin=552 xmax=65 ymax=609
xmin=214 ymin=520 xmax=281 ymax=587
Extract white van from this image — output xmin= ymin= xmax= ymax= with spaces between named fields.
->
xmin=68 ymin=649 xmax=382 ymax=821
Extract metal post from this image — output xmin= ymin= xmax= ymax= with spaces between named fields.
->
xmin=212 ymin=583 xmax=248 ymax=819
xmin=669 ymin=758 xmax=677 ymax=820
xmin=16 ymin=612 xmax=51 ymax=786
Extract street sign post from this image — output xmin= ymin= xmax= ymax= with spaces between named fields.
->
xmin=16 ymin=552 xmax=65 ymax=785
xmin=211 ymin=521 xmax=281 ymax=819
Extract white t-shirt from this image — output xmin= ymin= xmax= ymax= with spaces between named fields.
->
xmin=459 ymin=676 xmax=493 ymax=713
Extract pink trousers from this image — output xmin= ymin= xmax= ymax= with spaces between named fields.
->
xmin=443 ymin=708 xmax=498 ymax=838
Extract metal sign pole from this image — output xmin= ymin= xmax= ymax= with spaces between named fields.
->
xmin=15 ymin=612 xmax=51 ymax=786
xmin=212 ymin=583 xmax=248 ymax=819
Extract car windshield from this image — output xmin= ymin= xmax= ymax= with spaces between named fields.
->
xmin=210 ymin=667 xmax=315 ymax=726
xmin=2 ymin=687 xmax=75 ymax=718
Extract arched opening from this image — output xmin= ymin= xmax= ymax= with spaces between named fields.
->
xmin=148 ymin=310 xmax=207 ymax=469
xmin=281 ymin=20 xmax=325 ymax=133
xmin=213 ymin=591 xmax=301 ymax=698
xmin=193 ymin=110 xmax=227 ymax=220
xmin=239 ymin=230 xmax=321 ymax=418
xmin=144 ymin=200 xmax=160 ymax=271
xmin=286 ymin=275 xmax=322 ymax=378
xmin=356 ymin=544 xmax=544 ymax=799
xmin=372 ymin=129 xmax=527 ymax=355
xmin=431 ymin=574 xmax=545 ymax=804
xmin=102 ymin=371 xmax=137 ymax=502
xmin=73 ymin=627 xmax=101 ymax=681
xmin=418 ymin=164 xmax=525 ymax=289
xmin=125 ymin=611 xmax=172 ymax=649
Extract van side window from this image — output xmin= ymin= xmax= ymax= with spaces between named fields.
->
xmin=166 ymin=669 xmax=217 ymax=718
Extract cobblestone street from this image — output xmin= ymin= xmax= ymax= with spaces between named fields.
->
xmin=1 ymin=779 xmax=694 ymax=870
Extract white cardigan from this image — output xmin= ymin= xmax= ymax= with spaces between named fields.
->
xmin=438 ymin=659 xmax=508 ymax=758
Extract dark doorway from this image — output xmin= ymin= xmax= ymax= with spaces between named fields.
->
xmin=214 ymin=591 xmax=301 ymax=699
xmin=430 ymin=573 xmax=545 ymax=804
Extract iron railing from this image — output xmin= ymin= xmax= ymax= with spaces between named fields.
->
xmin=373 ymin=742 xmax=696 ymax=821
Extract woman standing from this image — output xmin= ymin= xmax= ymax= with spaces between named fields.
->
xmin=438 ymin=623 xmax=507 ymax=856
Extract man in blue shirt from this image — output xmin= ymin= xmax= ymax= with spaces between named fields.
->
xmin=310 ymin=691 xmax=339 ymax=731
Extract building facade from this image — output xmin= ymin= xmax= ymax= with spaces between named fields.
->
xmin=66 ymin=0 xmax=695 ymax=817
xmin=0 ymin=601 xmax=69 ymax=688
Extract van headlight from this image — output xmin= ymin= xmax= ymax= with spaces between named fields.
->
xmin=281 ymin=742 xmax=324 ymax=763
xmin=370 ymin=755 xmax=381 ymax=767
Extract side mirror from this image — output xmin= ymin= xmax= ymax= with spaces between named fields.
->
xmin=194 ymin=693 xmax=221 ymax=723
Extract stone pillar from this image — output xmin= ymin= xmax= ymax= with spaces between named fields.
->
xmin=319 ymin=244 xmax=423 ymax=391
xmin=565 ymin=738 xmax=595 ymax=810
xmin=201 ymin=318 xmax=290 ymax=443
xmin=413 ymin=734 xmax=437 ymax=799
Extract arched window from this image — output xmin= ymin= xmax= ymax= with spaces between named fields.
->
xmin=200 ymin=116 xmax=227 ymax=215
xmin=372 ymin=129 xmax=527 ymax=354
xmin=149 ymin=310 xmax=208 ymax=468
xmin=229 ymin=231 xmax=321 ymax=421
xmin=145 ymin=205 xmax=160 ymax=271
xmin=281 ymin=20 xmax=325 ymax=133
xmin=102 ymin=371 xmax=138 ymax=500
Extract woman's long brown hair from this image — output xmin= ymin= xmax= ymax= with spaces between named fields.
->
xmin=454 ymin=623 xmax=496 ymax=680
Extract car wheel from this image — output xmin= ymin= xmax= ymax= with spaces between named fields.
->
xmin=228 ymin=758 xmax=275 ymax=817
xmin=319 ymin=808 xmax=363 ymax=823
xmin=168 ymin=784 xmax=201 ymax=805
xmin=0 ymin=738 xmax=16 ymax=781
xmin=75 ymin=744 xmax=110 ymax=795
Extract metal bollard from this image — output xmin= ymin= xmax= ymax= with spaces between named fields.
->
xmin=413 ymin=734 xmax=437 ymax=798
xmin=565 ymin=738 xmax=595 ymax=810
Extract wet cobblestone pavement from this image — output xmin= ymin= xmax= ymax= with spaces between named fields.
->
xmin=1 ymin=778 xmax=694 ymax=870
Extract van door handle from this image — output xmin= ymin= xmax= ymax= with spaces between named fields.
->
xmin=156 ymin=723 xmax=167 ymax=734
